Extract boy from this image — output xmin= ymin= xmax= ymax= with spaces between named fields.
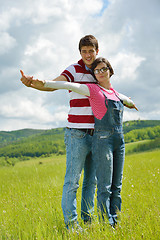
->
xmin=21 ymin=35 xmax=99 ymax=228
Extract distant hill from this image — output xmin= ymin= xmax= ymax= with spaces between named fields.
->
xmin=1 ymin=120 xmax=160 ymax=146
xmin=0 ymin=120 xmax=160 ymax=166
xmin=123 ymin=119 xmax=160 ymax=134
xmin=0 ymin=128 xmax=65 ymax=147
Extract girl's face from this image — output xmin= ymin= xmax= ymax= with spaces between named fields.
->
xmin=94 ymin=62 xmax=110 ymax=84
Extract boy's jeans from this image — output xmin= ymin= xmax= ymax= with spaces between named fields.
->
xmin=62 ymin=128 xmax=96 ymax=226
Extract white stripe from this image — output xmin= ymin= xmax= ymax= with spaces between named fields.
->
xmin=63 ymin=73 xmax=72 ymax=82
xmin=65 ymin=65 xmax=96 ymax=82
xmin=73 ymin=72 xmax=95 ymax=82
xmin=65 ymin=64 xmax=76 ymax=77
xmin=69 ymin=92 xmax=88 ymax=100
xmin=66 ymin=122 xmax=95 ymax=129
xmin=69 ymin=107 xmax=93 ymax=115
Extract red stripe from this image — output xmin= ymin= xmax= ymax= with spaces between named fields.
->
xmin=74 ymin=65 xmax=88 ymax=73
xmin=70 ymin=98 xmax=90 ymax=107
xmin=78 ymin=59 xmax=85 ymax=68
xmin=61 ymin=70 xmax=74 ymax=82
xmin=68 ymin=115 xmax=95 ymax=123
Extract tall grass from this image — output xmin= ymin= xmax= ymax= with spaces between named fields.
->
xmin=0 ymin=150 xmax=160 ymax=239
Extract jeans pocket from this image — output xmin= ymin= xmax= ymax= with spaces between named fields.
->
xmin=71 ymin=129 xmax=87 ymax=139
xmin=112 ymin=108 xmax=123 ymax=125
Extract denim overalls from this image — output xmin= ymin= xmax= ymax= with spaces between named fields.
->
xmin=92 ymin=91 xmax=125 ymax=225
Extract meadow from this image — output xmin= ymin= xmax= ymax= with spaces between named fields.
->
xmin=0 ymin=149 xmax=160 ymax=239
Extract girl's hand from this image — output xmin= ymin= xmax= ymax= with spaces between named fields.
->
xmin=124 ymin=103 xmax=138 ymax=111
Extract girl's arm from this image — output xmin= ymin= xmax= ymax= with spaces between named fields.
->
xmin=44 ymin=81 xmax=90 ymax=96
xmin=20 ymin=70 xmax=90 ymax=96
xmin=119 ymin=93 xmax=138 ymax=111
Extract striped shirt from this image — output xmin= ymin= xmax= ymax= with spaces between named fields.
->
xmin=61 ymin=59 xmax=97 ymax=129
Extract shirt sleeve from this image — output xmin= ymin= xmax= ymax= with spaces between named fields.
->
xmin=44 ymin=81 xmax=90 ymax=96
xmin=60 ymin=65 xmax=75 ymax=82
xmin=118 ymin=93 xmax=135 ymax=106
xmin=111 ymin=88 xmax=135 ymax=107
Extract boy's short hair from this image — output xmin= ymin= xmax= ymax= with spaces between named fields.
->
xmin=79 ymin=35 xmax=99 ymax=52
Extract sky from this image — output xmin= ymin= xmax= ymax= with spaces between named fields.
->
xmin=0 ymin=0 xmax=160 ymax=131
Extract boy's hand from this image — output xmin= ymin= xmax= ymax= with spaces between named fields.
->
xmin=20 ymin=70 xmax=33 ymax=87
xmin=20 ymin=70 xmax=45 ymax=89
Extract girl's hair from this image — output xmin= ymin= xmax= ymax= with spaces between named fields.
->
xmin=91 ymin=57 xmax=114 ymax=79
xmin=79 ymin=35 xmax=99 ymax=52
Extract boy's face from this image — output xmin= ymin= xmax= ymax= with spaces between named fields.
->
xmin=80 ymin=46 xmax=99 ymax=68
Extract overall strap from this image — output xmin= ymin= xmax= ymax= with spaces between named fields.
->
xmin=110 ymin=88 xmax=123 ymax=104
xmin=100 ymin=87 xmax=124 ymax=107
xmin=100 ymin=88 xmax=109 ymax=107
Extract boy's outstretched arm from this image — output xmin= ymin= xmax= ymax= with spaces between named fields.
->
xmin=20 ymin=70 xmax=90 ymax=96
xmin=20 ymin=70 xmax=67 ymax=91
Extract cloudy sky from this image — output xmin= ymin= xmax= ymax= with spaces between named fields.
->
xmin=0 ymin=0 xmax=159 ymax=131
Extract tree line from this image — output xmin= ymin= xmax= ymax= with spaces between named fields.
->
xmin=0 ymin=122 xmax=160 ymax=167
xmin=124 ymin=125 xmax=160 ymax=143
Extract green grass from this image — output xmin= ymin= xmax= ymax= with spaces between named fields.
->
xmin=125 ymin=139 xmax=152 ymax=154
xmin=0 ymin=150 xmax=160 ymax=239
xmin=125 ymin=138 xmax=160 ymax=156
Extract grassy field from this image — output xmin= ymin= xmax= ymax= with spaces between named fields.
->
xmin=125 ymin=139 xmax=151 ymax=154
xmin=0 ymin=149 xmax=160 ymax=239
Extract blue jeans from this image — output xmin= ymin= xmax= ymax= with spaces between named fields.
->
xmin=62 ymin=128 xmax=96 ymax=226
xmin=93 ymin=129 xmax=125 ymax=225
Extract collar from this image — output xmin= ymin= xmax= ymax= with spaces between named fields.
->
xmin=98 ymin=84 xmax=113 ymax=93
xmin=85 ymin=65 xmax=92 ymax=72
xmin=78 ymin=59 xmax=92 ymax=73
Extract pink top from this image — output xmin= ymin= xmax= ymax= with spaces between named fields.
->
xmin=86 ymin=84 xmax=121 ymax=120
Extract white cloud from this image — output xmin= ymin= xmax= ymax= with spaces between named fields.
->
xmin=0 ymin=7 xmax=22 ymax=31
xmin=123 ymin=110 xmax=141 ymax=122
xmin=0 ymin=91 xmax=51 ymax=121
xmin=0 ymin=32 xmax=16 ymax=54
xmin=0 ymin=0 xmax=160 ymax=130
xmin=25 ymin=37 xmax=54 ymax=56
xmin=0 ymin=90 xmax=69 ymax=130
xmin=111 ymin=52 xmax=146 ymax=81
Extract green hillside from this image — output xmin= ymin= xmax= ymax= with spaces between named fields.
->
xmin=0 ymin=128 xmax=65 ymax=147
xmin=0 ymin=120 xmax=159 ymax=146
xmin=123 ymin=119 xmax=160 ymax=133
xmin=0 ymin=128 xmax=65 ymax=157
xmin=0 ymin=120 xmax=160 ymax=166
xmin=125 ymin=138 xmax=160 ymax=155
xmin=124 ymin=125 xmax=160 ymax=143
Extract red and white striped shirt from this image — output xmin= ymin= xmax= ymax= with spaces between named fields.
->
xmin=61 ymin=59 xmax=97 ymax=129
